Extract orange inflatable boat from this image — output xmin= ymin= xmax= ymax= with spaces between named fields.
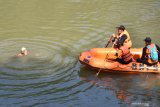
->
xmin=79 ymin=48 xmax=160 ymax=73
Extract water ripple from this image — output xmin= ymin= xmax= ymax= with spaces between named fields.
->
xmin=0 ymin=36 xmax=92 ymax=106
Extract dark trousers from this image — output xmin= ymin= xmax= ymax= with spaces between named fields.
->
xmin=116 ymin=58 xmax=132 ymax=64
xmin=137 ymin=58 xmax=157 ymax=66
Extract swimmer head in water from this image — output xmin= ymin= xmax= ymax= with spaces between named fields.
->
xmin=21 ymin=47 xmax=27 ymax=55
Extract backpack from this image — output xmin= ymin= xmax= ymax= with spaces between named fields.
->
xmin=147 ymin=44 xmax=158 ymax=61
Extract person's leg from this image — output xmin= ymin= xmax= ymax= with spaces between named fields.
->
xmin=141 ymin=60 xmax=152 ymax=66
xmin=136 ymin=58 xmax=142 ymax=63
xmin=122 ymin=59 xmax=132 ymax=64
xmin=137 ymin=59 xmax=157 ymax=66
xmin=137 ymin=58 xmax=151 ymax=66
xmin=116 ymin=58 xmax=132 ymax=64
xmin=116 ymin=58 xmax=122 ymax=63
xmin=127 ymin=59 xmax=133 ymax=64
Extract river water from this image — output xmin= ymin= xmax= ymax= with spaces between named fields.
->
xmin=0 ymin=0 xmax=160 ymax=107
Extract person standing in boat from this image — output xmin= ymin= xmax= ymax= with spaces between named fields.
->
xmin=137 ymin=37 xmax=160 ymax=66
xmin=112 ymin=25 xmax=132 ymax=49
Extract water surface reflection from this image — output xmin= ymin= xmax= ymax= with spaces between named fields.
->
xmin=79 ymin=66 xmax=160 ymax=107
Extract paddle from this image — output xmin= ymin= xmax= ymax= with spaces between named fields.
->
xmin=105 ymin=35 xmax=114 ymax=48
xmin=96 ymin=35 xmax=114 ymax=76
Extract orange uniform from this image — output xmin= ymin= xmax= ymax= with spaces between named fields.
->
xmin=120 ymin=30 xmax=132 ymax=48
xmin=114 ymin=30 xmax=132 ymax=48
xmin=107 ymin=45 xmax=133 ymax=64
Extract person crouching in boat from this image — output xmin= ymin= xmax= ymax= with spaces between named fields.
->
xmin=112 ymin=25 xmax=132 ymax=49
xmin=137 ymin=37 xmax=160 ymax=66
xmin=108 ymin=38 xmax=133 ymax=64
xmin=17 ymin=47 xmax=28 ymax=57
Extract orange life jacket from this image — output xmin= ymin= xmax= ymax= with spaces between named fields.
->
xmin=120 ymin=45 xmax=132 ymax=62
xmin=117 ymin=30 xmax=132 ymax=48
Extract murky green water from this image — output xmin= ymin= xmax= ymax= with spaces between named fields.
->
xmin=0 ymin=0 xmax=160 ymax=107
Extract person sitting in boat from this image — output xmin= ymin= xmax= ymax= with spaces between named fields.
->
xmin=112 ymin=25 xmax=132 ymax=49
xmin=115 ymin=42 xmax=133 ymax=64
xmin=17 ymin=47 xmax=28 ymax=57
xmin=137 ymin=37 xmax=160 ymax=66
xmin=108 ymin=41 xmax=133 ymax=64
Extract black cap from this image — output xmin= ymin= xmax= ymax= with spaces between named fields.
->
xmin=144 ymin=37 xmax=151 ymax=42
xmin=116 ymin=25 xmax=125 ymax=31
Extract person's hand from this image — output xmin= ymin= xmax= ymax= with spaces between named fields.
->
xmin=113 ymin=38 xmax=118 ymax=45
xmin=112 ymin=35 xmax=116 ymax=43
xmin=112 ymin=33 xmax=116 ymax=37
xmin=112 ymin=38 xmax=115 ymax=43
